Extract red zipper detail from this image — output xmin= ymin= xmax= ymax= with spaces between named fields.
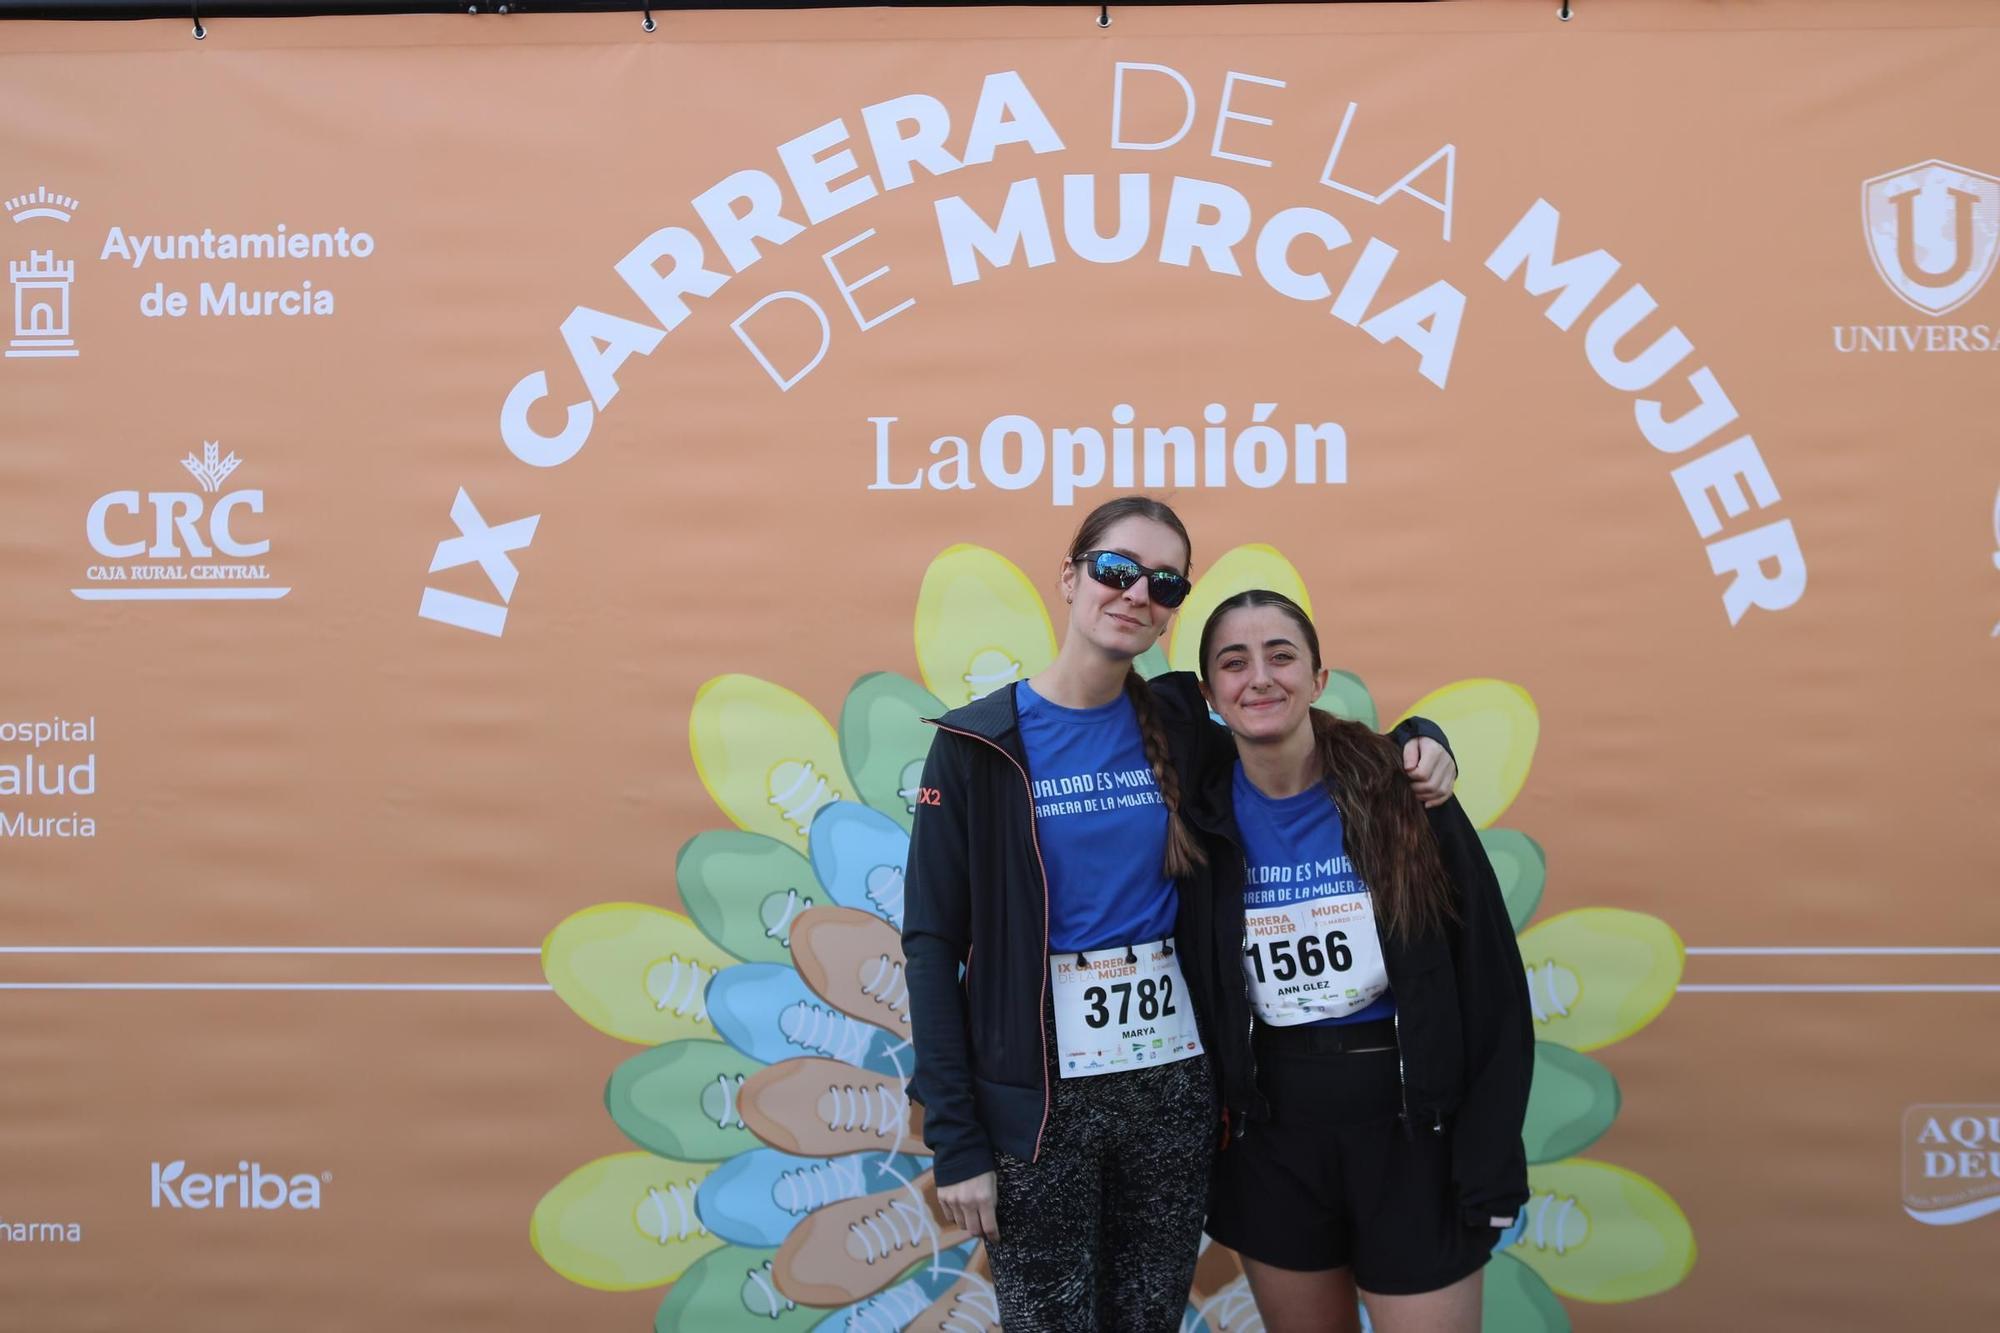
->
xmin=933 ymin=721 xmax=1056 ymax=1163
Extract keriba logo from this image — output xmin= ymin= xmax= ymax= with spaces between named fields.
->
xmin=150 ymin=1159 xmax=327 ymax=1211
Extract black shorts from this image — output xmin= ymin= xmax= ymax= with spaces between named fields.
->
xmin=1204 ymin=1019 xmax=1497 ymax=1296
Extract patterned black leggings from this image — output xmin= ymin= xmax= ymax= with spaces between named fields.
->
xmin=988 ymin=1053 xmax=1216 ymax=1332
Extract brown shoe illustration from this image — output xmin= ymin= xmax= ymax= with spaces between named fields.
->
xmin=792 ymin=906 xmax=911 ymax=1033
xmin=773 ymin=1169 xmax=967 ymax=1306
xmin=910 ymin=1240 xmax=1000 ymax=1332
xmin=738 ymin=1056 xmax=925 ymax=1158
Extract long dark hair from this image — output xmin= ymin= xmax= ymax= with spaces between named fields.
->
xmin=1197 ymin=589 xmax=1454 ymax=939
xmin=1064 ymin=497 xmax=1206 ymax=880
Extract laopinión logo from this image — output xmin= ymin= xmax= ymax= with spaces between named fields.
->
xmin=1902 ymin=1105 xmax=2000 ymax=1226
xmin=75 ymin=441 xmax=290 ymax=602
xmin=1835 ymin=159 xmax=2000 ymax=353
xmin=150 ymin=1160 xmax=329 ymax=1211
xmin=6 ymin=185 xmax=81 ymax=360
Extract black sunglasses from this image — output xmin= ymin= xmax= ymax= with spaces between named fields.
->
xmin=1072 ymin=550 xmax=1193 ymax=608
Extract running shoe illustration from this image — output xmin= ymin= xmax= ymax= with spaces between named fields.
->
xmin=737 ymin=1057 xmax=923 ymax=1158
xmin=543 ymin=902 xmax=733 ymax=1045
xmin=907 ymin=1241 xmax=998 ymax=1333
xmin=529 ymin=1151 xmax=723 ymax=1291
xmin=1482 ymin=1253 xmax=1571 ymax=1332
xmin=606 ymin=1039 xmax=763 ymax=1161
xmin=1480 ymin=828 xmax=1547 ymax=933
xmin=1515 ymin=909 xmax=1685 ymax=1052
xmin=1522 ymin=1042 xmax=1621 ymax=1164
xmin=773 ymin=1169 xmax=968 ymax=1306
xmin=838 ymin=671 xmax=946 ymax=831
xmin=808 ymin=802 xmax=912 ymax=930
xmin=913 ymin=543 xmax=1057 ymax=707
xmin=677 ymin=830 xmax=820 ymax=964
xmin=652 ymin=1245 xmax=823 ymax=1331
xmin=707 ymin=961 xmax=909 ymax=1076
xmin=1396 ymin=678 xmax=1539 ymax=831
xmin=792 ymin=906 xmax=910 ymax=1033
xmin=1507 ymin=1158 xmax=1696 ymax=1304
xmin=691 ymin=673 xmax=850 ymax=847
xmin=697 ymin=1147 xmax=925 ymax=1248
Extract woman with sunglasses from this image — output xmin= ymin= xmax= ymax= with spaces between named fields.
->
xmin=902 ymin=498 xmax=1457 ymax=1331
xmin=1165 ymin=588 xmax=1531 ymax=1333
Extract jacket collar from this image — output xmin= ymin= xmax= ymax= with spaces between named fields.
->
xmin=928 ymin=683 xmax=1023 ymax=749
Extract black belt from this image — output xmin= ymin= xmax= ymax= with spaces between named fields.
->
xmin=1254 ymin=1015 xmax=1398 ymax=1053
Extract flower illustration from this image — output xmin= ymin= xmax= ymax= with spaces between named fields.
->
xmin=533 ymin=542 xmax=1691 ymax=1332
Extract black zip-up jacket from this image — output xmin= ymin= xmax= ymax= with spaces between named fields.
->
xmin=900 ymin=679 xmax=1245 ymax=1187
xmin=900 ymin=674 xmax=1477 ymax=1195
xmin=1154 ymin=671 xmax=1535 ymax=1230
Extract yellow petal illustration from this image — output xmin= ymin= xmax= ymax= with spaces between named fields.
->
xmin=691 ymin=674 xmax=848 ymax=846
xmin=1515 ymin=908 xmax=1685 ymax=1053
xmin=530 ymin=1152 xmax=724 ymax=1291
xmin=543 ymin=903 xmax=735 ymax=1045
xmin=1511 ymin=1158 xmax=1697 ymax=1303
xmin=1397 ymin=678 xmax=1539 ymax=828
xmin=913 ymin=545 xmax=1056 ymax=707
xmin=1167 ymin=544 xmax=1310 ymax=671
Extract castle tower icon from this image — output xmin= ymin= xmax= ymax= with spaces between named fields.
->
xmin=9 ymin=251 xmax=79 ymax=358
xmin=8 ymin=186 xmax=82 ymax=360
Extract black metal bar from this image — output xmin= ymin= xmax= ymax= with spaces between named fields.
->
xmin=0 ymin=0 xmax=1429 ymax=21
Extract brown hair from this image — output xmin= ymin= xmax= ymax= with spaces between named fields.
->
xmin=1065 ymin=497 xmax=1206 ymax=880
xmin=1197 ymin=589 xmax=1454 ymax=939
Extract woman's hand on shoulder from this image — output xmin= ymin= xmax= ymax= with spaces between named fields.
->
xmin=1402 ymin=736 xmax=1456 ymax=808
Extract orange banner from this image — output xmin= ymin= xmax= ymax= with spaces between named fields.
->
xmin=2 ymin=2 xmax=1998 ymax=1329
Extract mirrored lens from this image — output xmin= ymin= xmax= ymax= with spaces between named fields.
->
xmin=1087 ymin=552 xmax=1143 ymax=589
xmin=1147 ymin=572 xmax=1192 ymax=608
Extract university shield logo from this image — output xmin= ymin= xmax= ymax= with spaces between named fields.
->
xmin=1862 ymin=159 xmax=2000 ymax=317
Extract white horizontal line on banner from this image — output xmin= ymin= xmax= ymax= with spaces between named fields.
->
xmin=69 ymin=587 xmax=292 ymax=601
xmin=0 ymin=946 xmax=540 ymax=955
xmin=1688 ymin=940 xmax=2000 ymax=948
xmin=0 ymin=976 xmax=552 ymax=984
xmin=1672 ymin=976 xmax=2000 ymax=984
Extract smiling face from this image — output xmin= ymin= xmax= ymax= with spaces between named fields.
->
xmin=1200 ymin=602 xmax=1330 ymax=745
xmin=1058 ymin=515 xmax=1188 ymax=662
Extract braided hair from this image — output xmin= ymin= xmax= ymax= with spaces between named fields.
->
xmin=1065 ymin=497 xmax=1207 ymax=881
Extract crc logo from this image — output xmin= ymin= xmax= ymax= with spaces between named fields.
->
xmin=1863 ymin=159 xmax=2000 ymax=317
xmin=1902 ymin=1105 xmax=2000 ymax=1226
xmin=151 ymin=1159 xmax=327 ymax=1211
xmin=88 ymin=442 xmax=267 ymax=559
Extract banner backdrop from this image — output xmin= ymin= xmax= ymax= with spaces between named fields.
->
xmin=3 ymin=1 xmax=1998 ymax=1328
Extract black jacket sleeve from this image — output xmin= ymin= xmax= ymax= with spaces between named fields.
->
xmin=1427 ymin=795 xmax=1534 ymax=1227
xmin=899 ymin=731 xmax=994 ymax=1187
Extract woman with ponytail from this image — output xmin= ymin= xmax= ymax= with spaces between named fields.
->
xmin=902 ymin=501 xmax=1457 ymax=1331
xmin=1180 ymin=590 xmax=1532 ymax=1333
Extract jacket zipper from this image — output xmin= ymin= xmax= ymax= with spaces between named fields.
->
xmin=931 ymin=721 xmax=1056 ymax=1163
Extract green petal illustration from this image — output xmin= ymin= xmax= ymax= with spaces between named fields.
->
xmin=1314 ymin=669 xmax=1379 ymax=729
xmin=1167 ymin=543 xmax=1310 ymax=672
xmin=1481 ymin=829 xmax=1547 ymax=932
xmin=606 ymin=1040 xmax=764 ymax=1162
xmin=544 ymin=904 xmax=734 ymax=1046
xmin=1516 ymin=909 xmax=1684 ymax=1052
xmin=838 ymin=672 xmax=945 ymax=831
xmin=677 ymin=830 xmax=819 ymax=964
xmin=1397 ymin=679 xmax=1539 ymax=829
xmin=1523 ymin=1043 xmax=1620 ymax=1164
xmin=690 ymin=674 xmax=848 ymax=848
xmin=913 ymin=545 xmax=1056 ymax=707
xmin=1133 ymin=642 xmax=1171 ymax=679
xmin=1483 ymin=1252 xmax=1571 ymax=1332
xmin=530 ymin=1152 xmax=724 ymax=1292
xmin=1509 ymin=1159 xmax=1696 ymax=1304
xmin=654 ymin=1245 xmax=825 ymax=1332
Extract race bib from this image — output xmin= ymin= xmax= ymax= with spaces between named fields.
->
xmin=1050 ymin=938 xmax=1204 ymax=1079
xmin=1242 ymin=891 xmax=1389 ymax=1027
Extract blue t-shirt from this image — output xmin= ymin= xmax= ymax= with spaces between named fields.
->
xmin=1014 ymin=681 xmax=1178 ymax=953
xmin=1232 ymin=762 xmax=1395 ymax=1026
